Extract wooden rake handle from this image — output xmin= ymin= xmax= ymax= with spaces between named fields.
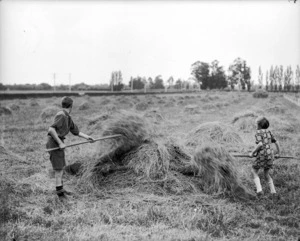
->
xmin=45 ymin=134 xmax=123 ymax=152
xmin=232 ymin=154 xmax=296 ymax=159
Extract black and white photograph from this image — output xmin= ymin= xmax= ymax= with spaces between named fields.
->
xmin=0 ymin=0 xmax=299 ymax=240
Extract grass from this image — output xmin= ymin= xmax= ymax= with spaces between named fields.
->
xmin=0 ymin=92 xmax=300 ymax=241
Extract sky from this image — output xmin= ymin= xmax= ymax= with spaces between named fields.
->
xmin=0 ymin=0 xmax=299 ymax=86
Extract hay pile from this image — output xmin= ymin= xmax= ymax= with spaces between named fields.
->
xmin=100 ymin=98 xmax=111 ymax=105
xmin=253 ymin=89 xmax=268 ymax=98
xmin=185 ymin=122 xmax=244 ymax=151
xmin=80 ymin=112 xmax=253 ymax=199
xmin=85 ymin=113 xmax=113 ymax=134
xmin=8 ymin=103 xmax=20 ymax=111
xmin=231 ymin=111 xmax=259 ymax=131
xmin=193 ymin=145 xmax=254 ymax=199
xmin=39 ymin=106 xmax=60 ymax=123
xmin=29 ymin=99 xmax=39 ymax=106
xmin=135 ymin=102 xmax=149 ymax=111
xmin=143 ymin=109 xmax=164 ymax=123
xmin=79 ymin=101 xmax=90 ymax=110
xmin=164 ymin=102 xmax=175 ymax=108
xmin=264 ymin=104 xmax=286 ymax=114
xmin=83 ymin=95 xmax=95 ymax=103
xmin=0 ymin=106 xmax=12 ymax=116
xmin=184 ymin=105 xmax=201 ymax=114
xmin=16 ymin=99 xmax=26 ymax=106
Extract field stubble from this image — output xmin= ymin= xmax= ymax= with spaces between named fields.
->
xmin=0 ymin=92 xmax=299 ymax=241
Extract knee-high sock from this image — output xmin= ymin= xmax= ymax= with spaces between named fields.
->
xmin=268 ymin=178 xmax=276 ymax=194
xmin=254 ymin=176 xmax=262 ymax=193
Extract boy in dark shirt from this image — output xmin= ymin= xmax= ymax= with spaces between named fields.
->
xmin=249 ymin=116 xmax=280 ymax=197
xmin=46 ymin=96 xmax=94 ymax=198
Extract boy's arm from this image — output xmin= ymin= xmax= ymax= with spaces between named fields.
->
xmin=48 ymin=127 xmax=66 ymax=149
xmin=249 ymin=142 xmax=263 ymax=157
xmin=78 ymin=132 xmax=95 ymax=143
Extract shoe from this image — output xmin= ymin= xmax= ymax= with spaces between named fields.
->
xmin=61 ymin=188 xmax=73 ymax=195
xmin=56 ymin=188 xmax=73 ymax=196
xmin=256 ymin=191 xmax=263 ymax=198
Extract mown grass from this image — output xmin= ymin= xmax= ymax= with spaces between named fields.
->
xmin=0 ymin=92 xmax=299 ymax=241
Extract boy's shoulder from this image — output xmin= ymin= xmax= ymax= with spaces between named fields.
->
xmin=54 ymin=110 xmax=67 ymax=118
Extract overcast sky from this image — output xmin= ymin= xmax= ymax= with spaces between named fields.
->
xmin=0 ymin=0 xmax=299 ymax=86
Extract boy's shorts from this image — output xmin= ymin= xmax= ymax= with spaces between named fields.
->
xmin=46 ymin=136 xmax=66 ymax=171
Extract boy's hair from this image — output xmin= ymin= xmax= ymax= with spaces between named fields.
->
xmin=61 ymin=96 xmax=73 ymax=108
xmin=257 ymin=116 xmax=269 ymax=129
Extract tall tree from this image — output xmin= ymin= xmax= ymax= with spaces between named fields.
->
xmin=167 ymin=76 xmax=174 ymax=88
xmin=295 ymin=65 xmax=300 ymax=91
xmin=129 ymin=76 xmax=145 ymax=90
xmin=191 ymin=61 xmax=210 ymax=89
xmin=110 ymin=70 xmax=124 ymax=91
xmin=258 ymin=66 xmax=263 ymax=88
xmin=174 ymin=79 xmax=183 ymax=89
xmin=269 ymin=65 xmax=274 ymax=91
xmin=209 ymin=60 xmax=227 ymax=89
xmin=228 ymin=58 xmax=251 ymax=90
xmin=265 ymin=70 xmax=269 ymax=91
xmin=278 ymin=65 xmax=284 ymax=91
xmin=284 ymin=66 xmax=293 ymax=91
xmin=152 ymin=75 xmax=164 ymax=89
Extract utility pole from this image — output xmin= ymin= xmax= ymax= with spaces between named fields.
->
xmin=69 ymin=73 xmax=72 ymax=92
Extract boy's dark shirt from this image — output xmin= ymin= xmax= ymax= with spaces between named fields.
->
xmin=48 ymin=110 xmax=79 ymax=140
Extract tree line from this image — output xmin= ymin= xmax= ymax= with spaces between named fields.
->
xmin=258 ymin=65 xmax=300 ymax=92
xmin=2 ymin=58 xmax=299 ymax=92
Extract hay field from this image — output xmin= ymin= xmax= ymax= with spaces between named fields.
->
xmin=1 ymin=92 xmax=300 ymax=241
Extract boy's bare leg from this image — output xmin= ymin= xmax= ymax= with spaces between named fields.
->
xmin=54 ymin=170 xmax=65 ymax=197
xmin=55 ymin=170 xmax=63 ymax=186
xmin=252 ymin=168 xmax=263 ymax=193
xmin=54 ymin=169 xmax=72 ymax=196
xmin=264 ymin=169 xmax=276 ymax=194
